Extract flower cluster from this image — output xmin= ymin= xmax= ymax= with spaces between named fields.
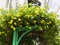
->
xmin=0 ymin=5 xmax=58 ymax=31
xmin=0 ymin=5 xmax=59 ymax=45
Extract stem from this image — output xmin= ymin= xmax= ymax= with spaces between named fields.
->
xmin=17 ymin=29 xmax=32 ymax=45
xmin=12 ymin=30 xmax=18 ymax=45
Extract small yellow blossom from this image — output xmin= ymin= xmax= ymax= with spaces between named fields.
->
xmin=39 ymin=27 xmax=43 ymax=31
xmin=40 ymin=28 xmax=43 ymax=30
xmin=55 ymin=33 xmax=58 ymax=35
xmin=26 ymin=15 xmax=32 ymax=18
xmin=10 ymin=25 xmax=14 ymax=28
xmin=13 ymin=17 xmax=17 ymax=19
xmin=49 ymin=21 xmax=51 ymax=24
xmin=17 ymin=12 xmax=20 ymax=17
xmin=8 ymin=20 xmax=13 ymax=24
xmin=16 ymin=15 xmax=20 ymax=17
xmin=26 ymin=23 xmax=29 ymax=25
xmin=35 ymin=7 xmax=40 ymax=10
xmin=17 ymin=12 xmax=23 ymax=16
xmin=47 ymin=22 xmax=50 ymax=24
xmin=42 ymin=15 xmax=44 ymax=17
xmin=6 ymin=13 xmax=10 ymax=16
xmin=18 ymin=18 xmax=21 ymax=21
xmin=10 ymin=25 xmax=16 ymax=30
xmin=11 ymin=16 xmax=14 ymax=19
xmin=2 ymin=18 xmax=5 ymax=21
xmin=29 ymin=8 xmax=32 ymax=11
xmin=11 ymin=16 xmax=17 ymax=19
xmin=47 ymin=22 xmax=51 ymax=24
xmin=1 ymin=31 xmax=4 ymax=34
xmin=0 ymin=32 xmax=2 ymax=35
xmin=40 ymin=9 xmax=45 ymax=13
xmin=35 ymin=9 xmax=39 ymax=15
xmin=41 ymin=20 xmax=45 ymax=24
xmin=14 ymin=22 xmax=17 ymax=25
xmin=34 ymin=20 xmax=36 ymax=23
xmin=13 ymin=27 xmax=16 ymax=30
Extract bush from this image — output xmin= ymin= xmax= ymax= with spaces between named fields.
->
xmin=0 ymin=5 xmax=59 ymax=45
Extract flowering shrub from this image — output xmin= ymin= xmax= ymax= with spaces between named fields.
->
xmin=0 ymin=6 xmax=58 ymax=31
xmin=0 ymin=5 xmax=59 ymax=45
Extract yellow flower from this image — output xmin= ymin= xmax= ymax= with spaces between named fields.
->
xmin=10 ymin=25 xmax=14 ymax=28
xmin=39 ymin=27 xmax=43 ymax=31
xmin=2 ymin=18 xmax=5 ymax=21
xmin=10 ymin=25 xmax=16 ymax=30
xmin=18 ymin=18 xmax=21 ymax=21
xmin=47 ymin=22 xmax=51 ymax=24
xmin=8 ymin=20 xmax=13 ymax=24
xmin=0 ymin=32 xmax=2 ymax=35
xmin=49 ymin=21 xmax=51 ymax=24
xmin=11 ymin=16 xmax=17 ymax=19
xmin=14 ymin=22 xmax=17 ymax=25
xmin=11 ymin=16 xmax=14 ymax=19
xmin=26 ymin=23 xmax=29 ymax=25
xmin=35 ymin=7 xmax=40 ymax=9
xmin=35 ymin=9 xmax=39 ymax=15
xmin=41 ymin=20 xmax=45 ymax=24
xmin=40 ymin=8 xmax=45 ymax=13
xmin=26 ymin=14 xmax=32 ymax=18
xmin=6 ymin=13 xmax=10 ymax=16
xmin=34 ymin=20 xmax=36 ymax=23
xmin=17 ymin=12 xmax=23 ymax=16
xmin=16 ymin=15 xmax=20 ymax=17
xmin=47 ymin=22 xmax=50 ymax=24
xmin=17 ymin=12 xmax=20 ymax=17
xmin=40 ymin=28 xmax=43 ymax=30
xmin=55 ymin=33 xmax=58 ymax=35
xmin=13 ymin=27 xmax=16 ymax=30
xmin=1 ymin=31 xmax=4 ymax=34
xmin=29 ymin=8 xmax=32 ymax=11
